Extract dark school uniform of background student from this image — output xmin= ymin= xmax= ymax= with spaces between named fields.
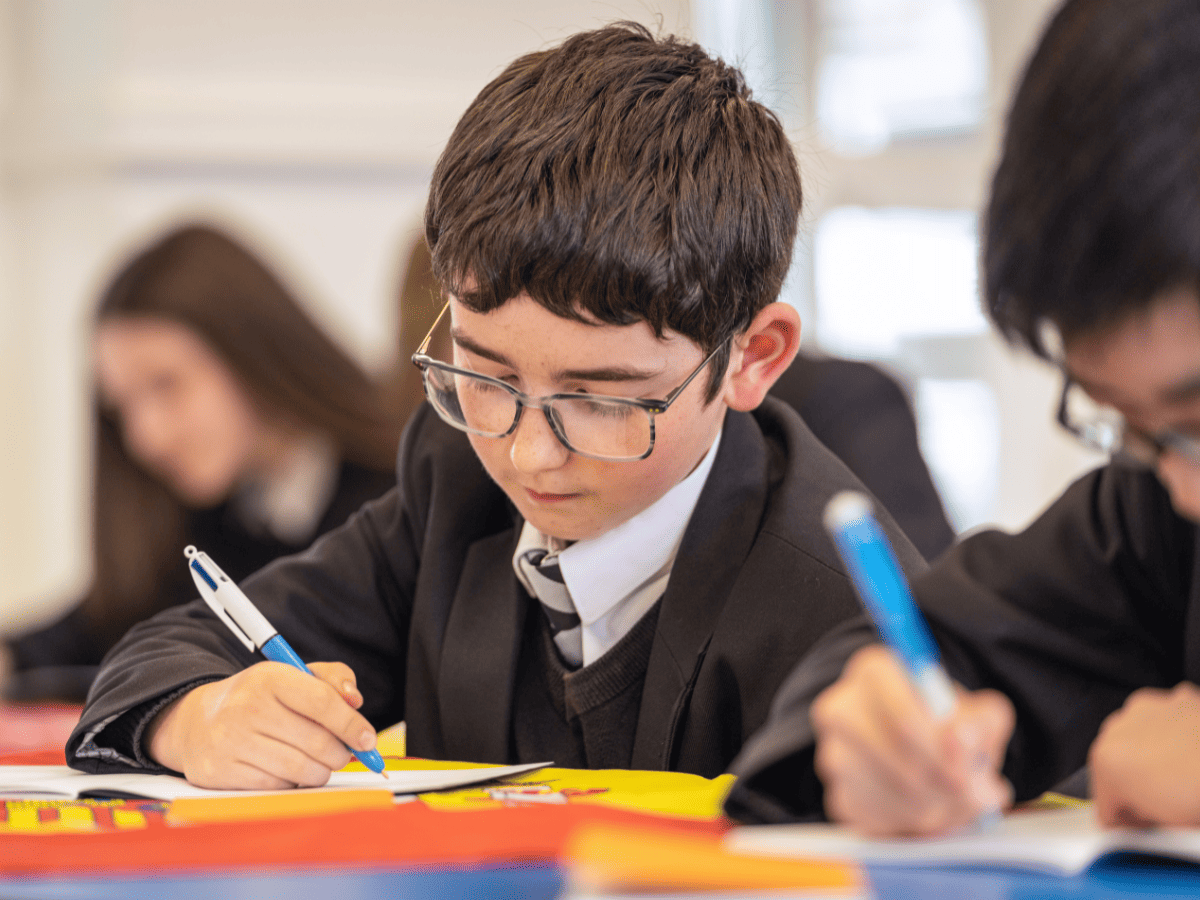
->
xmin=65 ymin=23 xmax=926 ymax=787
xmin=725 ymin=0 xmax=1200 ymax=832
xmin=7 ymin=449 xmax=392 ymax=701
xmin=769 ymin=355 xmax=954 ymax=561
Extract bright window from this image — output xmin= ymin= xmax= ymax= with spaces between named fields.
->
xmin=817 ymin=0 xmax=988 ymax=154
xmin=815 ymin=205 xmax=995 ymax=530
xmin=814 ymin=206 xmax=987 ymax=358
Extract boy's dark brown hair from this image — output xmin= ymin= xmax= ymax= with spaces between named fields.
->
xmin=424 ymin=22 xmax=803 ymax=401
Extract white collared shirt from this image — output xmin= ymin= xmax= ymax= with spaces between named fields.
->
xmin=512 ymin=430 xmax=722 ymax=667
xmin=231 ymin=432 xmax=339 ymax=545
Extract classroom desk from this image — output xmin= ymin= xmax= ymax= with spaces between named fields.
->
xmin=1 ymin=730 xmax=1198 ymax=899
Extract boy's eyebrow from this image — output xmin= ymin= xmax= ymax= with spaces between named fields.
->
xmin=554 ymin=363 xmax=662 ymax=384
xmin=451 ymin=328 xmax=663 ymax=384
xmin=451 ymin=329 xmax=513 ymax=368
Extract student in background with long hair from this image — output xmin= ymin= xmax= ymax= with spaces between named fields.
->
xmin=3 ymin=223 xmax=400 ymax=702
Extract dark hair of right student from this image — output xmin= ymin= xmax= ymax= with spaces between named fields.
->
xmin=985 ymin=0 xmax=1200 ymax=353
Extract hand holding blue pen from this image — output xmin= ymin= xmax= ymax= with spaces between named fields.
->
xmin=184 ymin=545 xmax=388 ymax=779
xmin=818 ymin=492 xmax=1011 ymax=835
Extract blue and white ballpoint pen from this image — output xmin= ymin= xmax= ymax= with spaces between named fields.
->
xmin=184 ymin=545 xmax=387 ymax=777
xmin=823 ymin=492 xmax=1001 ymax=825
xmin=822 ymin=492 xmax=956 ymax=719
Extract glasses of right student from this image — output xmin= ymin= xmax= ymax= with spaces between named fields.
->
xmin=1056 ymin=377 xmax=1200 ymax=467
xmin=411 ymin=303 xmax=725 ymax=462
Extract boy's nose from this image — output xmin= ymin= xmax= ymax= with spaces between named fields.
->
xmin=509 ymin=406 xmax=571 ymax=473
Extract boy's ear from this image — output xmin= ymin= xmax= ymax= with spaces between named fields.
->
xmin=722 ymin=302 xmax=802 ymax=411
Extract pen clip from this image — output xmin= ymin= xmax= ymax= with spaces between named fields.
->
xmin=184 ymin=545 xmax=256 ymax=653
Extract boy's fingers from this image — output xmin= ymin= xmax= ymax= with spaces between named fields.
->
xmin=814 ymin=646 xmax=1015 ymax=835
xmin=309 ymin=661 xmax=364 ymax=707
xmin=943 ymin=689 xmax=1015 ymax=774
xmin=152 ymin=663 xmax=374 ymax=790
xmin=816 ymin=647 xmax=955 ymax=790
xmin=192 ymin=730 xmax=341 ymax=791
xmin=819 ymin=720 xmax=984 ymax=835
xmin=863 ymin=664 xmax=964 ymax=791
xmin=248 ymin=698 xmax=356 ymax=774
xmin=819 ymin=737 xmax=924 ymax=833
xmin=267 ymin=664 xmax=377 ymax=753
xmin=237 ymin=732 xmax=347 ymax=788
xmin=817 ymin=686 xmax=941 ymax=802
xmin=821 ymin=737 xmax=967 ymax=836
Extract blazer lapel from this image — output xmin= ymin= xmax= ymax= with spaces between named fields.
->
xmin=631 ymin=410 xmax=771 ymax=769
xmin=438 ymin=527 xmax=527 ymax=764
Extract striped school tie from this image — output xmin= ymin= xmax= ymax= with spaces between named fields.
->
xmin=519 ymin=548 xmax=583 ymax=666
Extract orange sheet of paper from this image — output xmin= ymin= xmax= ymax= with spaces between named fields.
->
xmin=564 ymin=821 xmax=862 ymax=894
xmin=166 ymin=789 xmax=395 ymax=825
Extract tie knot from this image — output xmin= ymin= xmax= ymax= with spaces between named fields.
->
xmin=522 ymin=548 xmax=565 ymax=584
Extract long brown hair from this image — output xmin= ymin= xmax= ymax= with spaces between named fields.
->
xmin=86 ymin=223 xmax=400 ymax=639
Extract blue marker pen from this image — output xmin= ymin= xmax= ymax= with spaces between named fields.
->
xmin=184 ymin=545 xmax=387 ymax=777
xmin=822 ymin=492 xmax=957 ymax=719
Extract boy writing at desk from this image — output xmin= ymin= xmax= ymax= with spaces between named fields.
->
xmin=66 ymin=23 xmax=924 ymax=790
xmin=726 ymin=0 xmax=1200 ymax=833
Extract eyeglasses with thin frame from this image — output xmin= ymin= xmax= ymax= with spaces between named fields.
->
xmin=411 ymin=302 xmax=727 ymax=461
xmin=1056 ymin=375 xmax=1200 ymax=467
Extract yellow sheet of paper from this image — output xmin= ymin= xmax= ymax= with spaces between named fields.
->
xmin=418 ymin=765 xmax=736 ymax=820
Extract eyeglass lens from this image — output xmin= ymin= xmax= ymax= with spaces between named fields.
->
xmin=423 ymin=365 xmax=653 ymax=459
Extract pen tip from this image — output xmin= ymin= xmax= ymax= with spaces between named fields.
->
xmin=381 ymin=769 xmax=390 ymax=780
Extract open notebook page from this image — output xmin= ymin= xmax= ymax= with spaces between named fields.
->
xmin=727 ymin=806 xmax=1200 ymax=876
xmin=0 ymin=762 xmax=548 ymax=800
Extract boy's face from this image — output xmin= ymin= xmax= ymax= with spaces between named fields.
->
xmin=1063 ymin=284 xmax=1200 ymax=521
xmin=447 ymin=295 xmax=728 ymax=542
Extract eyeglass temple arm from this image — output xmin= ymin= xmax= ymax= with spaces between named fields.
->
xmin=414 ymin=301 xmax=452 ymax=359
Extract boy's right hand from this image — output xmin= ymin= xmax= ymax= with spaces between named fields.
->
xmin=810 ymin=645 xmax=1014 ymax=836
xmin=145 ymin=660 xmax=378 ymax=790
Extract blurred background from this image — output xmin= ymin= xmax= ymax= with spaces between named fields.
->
xmin=0 ymin=0 xmax=1098 ymax=633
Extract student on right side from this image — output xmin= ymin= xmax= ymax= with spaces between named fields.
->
xmin=725 ymin=0 xmax=1200 ymax=833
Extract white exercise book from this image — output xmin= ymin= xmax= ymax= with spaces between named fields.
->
xmin=727 ymin=806 xmax=1200 ymax=876
xmin=0 ymin=761 xmax=549 ymax=801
